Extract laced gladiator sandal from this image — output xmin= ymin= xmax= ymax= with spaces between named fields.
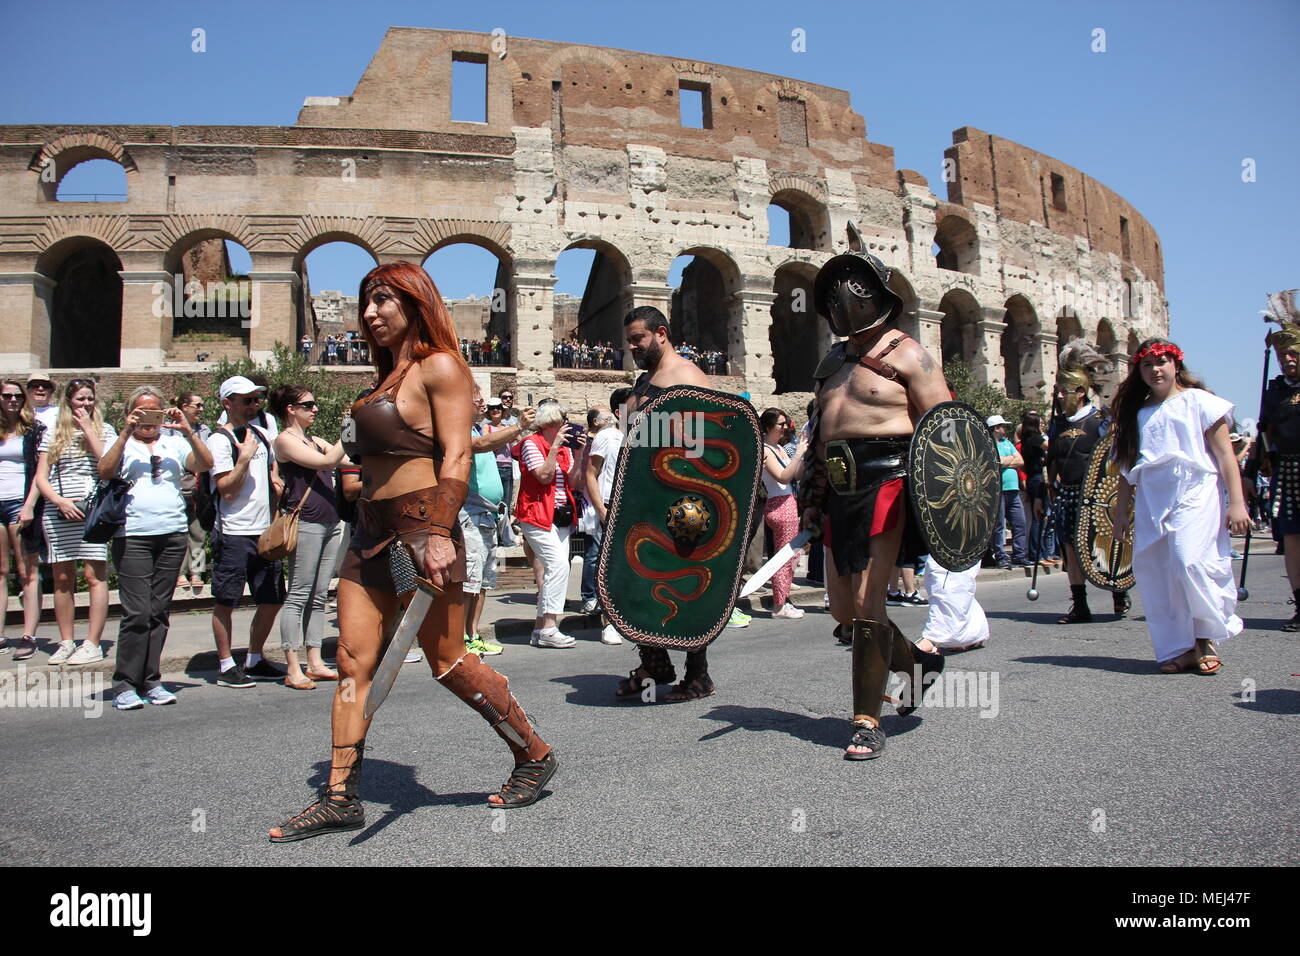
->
xmin=437 ymin=653 xmax=555 ymax=807
xmin=269 ymin=742 xmax=366 ymax=843
xmin=888 ymin=621 xmax=945 ymax=717
xmin=1112 ymin=591 xmax=1132 ymax=617
xmin=662 ymin=649 xmax=714 ymax=702
xmin=615 ymin=647 xmax=676 ymax=698
xmin=491 ymin=751 xmax=559 ymax=809
xmin=1283 ymin=590 xmax=1300 ymax=632
xmin=1057 ymin=585 xmax=1092 ymax=624
xmin=846 ymin=619 xmax=892 ymax=760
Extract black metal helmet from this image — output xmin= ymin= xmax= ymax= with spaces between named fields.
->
xmin=813 ymin=251 xmax=904 ymax=336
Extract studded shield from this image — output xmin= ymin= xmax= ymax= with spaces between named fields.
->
xmin=1076 ymin=431 xmax=1136 ymax=592
xmin=596 ymin=386 xmax=763 ymax=650
xmin=906 ymin=401 xmax=1002 ymax=572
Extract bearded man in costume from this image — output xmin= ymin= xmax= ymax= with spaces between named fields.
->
xmin=1046 ymin=339 xmax=1131 ymax=623
xmin=799 ymin=249 xmax=948 ymax=760
xmin=611 ymin=306 xmax=722 ymax=702
xmin=1255 ymin=319 xmax=1300 ymax=630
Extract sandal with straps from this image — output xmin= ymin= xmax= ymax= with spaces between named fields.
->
xmin=269 ymin=742 xmax=366 ymax=842
xmin=615 ymin=663 xmax=676 ymax=698
xmin=844 ymin=719 xmax=885 ymax=761
xmin=489 ymin=751 xmax=558 ymax=809
xmin=663 ymin=674 xmax=716 ymax=703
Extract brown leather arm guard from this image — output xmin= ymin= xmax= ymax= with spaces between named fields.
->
xmin=416 ymin=477 xmax=467 ymax=538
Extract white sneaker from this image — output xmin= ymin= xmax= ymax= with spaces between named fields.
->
xmin=773 ymin=603 xmax=805 ymax=619
xmin=600 ymin=624 xmax=624 ymax=645
xmin=404 ymin=647 xmax=424 ymax=664
xmin=823 ymin=593 xmax=830 ymax=609
xmin=65 ymin=642 xmax=104 ymax=665
xmin=533 ymin=629 xmax=576 ymax=649
xmin=48 ymin=640 xmax=77 ymax=664
xmin=581 ymin=598 xmax=599 ymax=614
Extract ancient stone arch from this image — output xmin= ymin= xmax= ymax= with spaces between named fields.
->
xmin=0 ymin=28 xmax=1166 ymax=404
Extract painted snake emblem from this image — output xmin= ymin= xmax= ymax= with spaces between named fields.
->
xmin=624 ymin=411 xmax=741 ymax=624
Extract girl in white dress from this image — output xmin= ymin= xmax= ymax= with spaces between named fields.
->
xmin=1111 ymin=339 xmax=1250 ymax=674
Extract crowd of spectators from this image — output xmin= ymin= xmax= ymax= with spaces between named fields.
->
xmin=299 ymin=332 xmax=371 ymax=366
xmin=462 ymin=335 xmax=510 ymax=367
xmin=552 ymin=339 xmax=622 ymax=369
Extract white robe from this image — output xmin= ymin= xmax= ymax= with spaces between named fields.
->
xmin=920 ymin=555 xmax=988 ymax=649
xmin=1122 ymin=389 xmax=1242 ymax=662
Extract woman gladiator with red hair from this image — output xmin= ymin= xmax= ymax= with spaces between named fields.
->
xmin=270 ymin=263 xmax=556 ymax=842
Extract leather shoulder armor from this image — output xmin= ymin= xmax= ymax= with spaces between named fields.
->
xmin=813 ymin=341 xmax=850 ymax=385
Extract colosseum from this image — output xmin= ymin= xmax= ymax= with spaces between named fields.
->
xmin=0 ymin=27 xmax=1166 ymax=409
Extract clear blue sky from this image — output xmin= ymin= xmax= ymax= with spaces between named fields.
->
xmin=2 ymin=0 xmax=1295 ymax=424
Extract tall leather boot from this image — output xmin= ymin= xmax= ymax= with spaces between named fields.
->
xmin=888 ymin=620 xmax=944 ymax=717
xmin=846 ymin=619 xmax=892 ymax=760
xmin=437 ymin=653 xmax=557 ymax=808
xmin=1058 ymin=584 xmax=1092 ymax=624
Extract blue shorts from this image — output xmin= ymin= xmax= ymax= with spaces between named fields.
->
xmin=0 ymin=498 xmax=23 ymax=527
xmin=211 ymin=532 xmax=286 ymax=608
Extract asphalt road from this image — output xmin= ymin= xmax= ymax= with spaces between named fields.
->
xmin=2 ymin=554 xmax=1295 ymax=867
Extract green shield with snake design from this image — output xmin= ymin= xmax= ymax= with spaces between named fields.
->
xmin=906 ymin=401 xmax=1002 ymax=572
xmin=1076 ymin=431 xmax=1136 ymax=592
xmin=597 ymin=386 xmax=762 ymax=649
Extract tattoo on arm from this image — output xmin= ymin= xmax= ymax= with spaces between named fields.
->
xmin=918 ymin=350 xmax=936 ymax=373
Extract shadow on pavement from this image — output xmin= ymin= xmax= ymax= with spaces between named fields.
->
xmin=696 ymin=704 xmax=920 ymax=751
xmin=550 ymin=672 xmax=663 ymax=708
xmin=986 ymin=610 xmax=1133 ymax=626
xmin=291 ymin=757 xmax=487 ymax=845
xmin=1233 ymin=688 xmax=1300 ymax=715
xmin=1012 ymin=654 xmax=1155 ymax=675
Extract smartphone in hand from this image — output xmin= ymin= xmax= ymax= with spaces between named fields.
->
xmin=136 ymin=409 xmax=167 ymax=426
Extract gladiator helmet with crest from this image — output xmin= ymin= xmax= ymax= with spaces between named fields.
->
xmin=813 ymin=222 xmax=904 ymax=337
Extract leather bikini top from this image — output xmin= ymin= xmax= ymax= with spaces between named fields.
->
xmin=341 ymin=362 xmax=440 ymax=461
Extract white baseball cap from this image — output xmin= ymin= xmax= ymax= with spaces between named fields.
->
xmin=986 ymin=414 xmax=1010 ymax=427
xmin=219 ymin=376 xmax=267 ymax=399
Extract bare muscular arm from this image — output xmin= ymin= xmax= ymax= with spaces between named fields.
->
xmin=891 ymin=339 xmax=950 ymax=420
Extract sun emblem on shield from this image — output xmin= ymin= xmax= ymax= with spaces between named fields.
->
xmin=926 ymin=425 xmax=998 ymax=547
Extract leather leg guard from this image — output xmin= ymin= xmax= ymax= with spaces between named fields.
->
xmin=437 ymin=653 xmax=550 ymax=762
xmin=887 ymin=620 xmax=944 ymax=716
xmin=850 ymin=619 xmax=893 ymax=722
xmin=683 ymin=647 xmax=709 ymax=682
xmin=637 ymin=645 xmax=677 ymax=684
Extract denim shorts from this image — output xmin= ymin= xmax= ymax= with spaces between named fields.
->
xmin=0 ymin=498 xmax=23 ymax=527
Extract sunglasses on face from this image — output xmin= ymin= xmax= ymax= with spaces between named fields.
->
xmin=1 ymin=393 xmax=23 ymax=401
xmin=27 ymin=383 xmax=51 ymax=391
xmin=500 ymin=394 xmax=513 ymax=400
xmin=290 ymin=401 xmax=318 ymax=411
xmin=237 ymin=395 xmax=263 ymax=405
xmin=184 ymin=402 xmax=205 ymax=409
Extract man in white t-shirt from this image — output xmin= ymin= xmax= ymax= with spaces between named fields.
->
xmin=26 ymin=374 xmax=57 ymax=429
xmin=206 ymin=376 xmax=286 ymax=688
xmin=584 ymin=401 xmax=625 ymax=643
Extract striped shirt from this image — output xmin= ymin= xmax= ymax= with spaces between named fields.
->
xmin=520 ymin=436 xmax=568 ymax=506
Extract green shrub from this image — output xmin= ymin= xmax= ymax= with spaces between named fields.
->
xmin=944 ymin=357 xmax=1047 ymax=424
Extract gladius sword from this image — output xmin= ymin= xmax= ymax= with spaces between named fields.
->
xmin=740 ymin=528 xmax=813 ymax=598
xmin=364 ymin=576 xmax=443 ymax=720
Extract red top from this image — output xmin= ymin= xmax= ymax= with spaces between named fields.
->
xmin=515 ymin=432 xmax=574 ymax=530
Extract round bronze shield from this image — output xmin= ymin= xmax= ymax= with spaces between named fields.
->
xmin=1076 ymin=431 xmax=1136 ymax=592
xmin=907 ymin=402 xmax=1002 ymax=572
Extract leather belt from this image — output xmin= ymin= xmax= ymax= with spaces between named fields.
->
xmin=825 ymin=437 xmax=909 ymax=497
